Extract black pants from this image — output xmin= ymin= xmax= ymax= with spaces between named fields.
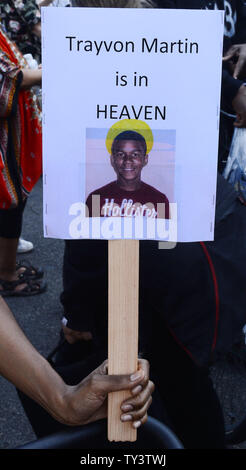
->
xmin=0 ymin=199 xmax=26 ymax=238
xmin=146 ymin=316 xmax=226 ymax=449
xmin=0 ymin=124 xmax=27 ymax=239
xmin=17 ymin=324 xmax=225 ymax=449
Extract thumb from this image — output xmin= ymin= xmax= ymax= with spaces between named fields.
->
xmin=223 ymin=45 xmax=237 ymax=62
xmin=233 ymin=114 xmax=243 ymax=127
xmin=93 ymin=369 xmax=145 ymax=395
xmin=222 ymin=53 xmax=234 ymax=61
xmin=233 ymin=57 xmax=244 ymax=79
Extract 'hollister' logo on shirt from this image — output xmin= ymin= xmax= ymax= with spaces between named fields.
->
xmin=86 ymin=181 xmax=170 ymax=219
xmin=102 ymin=198 xmax=159 ymax=218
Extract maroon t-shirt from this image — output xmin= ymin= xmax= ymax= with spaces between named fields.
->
xmin=86 ymin=181 xmax=169 ymax=219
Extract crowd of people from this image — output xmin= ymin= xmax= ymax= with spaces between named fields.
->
xmin=0 ymin=0 xmax=246 ymax=450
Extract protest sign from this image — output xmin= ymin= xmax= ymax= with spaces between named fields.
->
xmin=42 ymin=7 xmax=224 ymax=441
xmin=42 ymin=7 xmax=224 ymax=243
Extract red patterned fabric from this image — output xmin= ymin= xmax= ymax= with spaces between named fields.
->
xmin=0 ymin=27 xmax=42 ymax=209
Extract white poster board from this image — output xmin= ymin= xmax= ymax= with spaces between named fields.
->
xmin=42 ymin=7 xmax=224 ymax=242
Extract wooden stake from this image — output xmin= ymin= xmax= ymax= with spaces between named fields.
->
xmin=108 ymin=239 xmax=139 ymax=442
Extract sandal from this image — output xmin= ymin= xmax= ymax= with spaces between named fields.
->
xmin=0 ymin=277 xmax=47 ymax=297
xmin=16 ymin=260 xmax=44 ymax=280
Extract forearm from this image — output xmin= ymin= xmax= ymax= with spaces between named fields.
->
xmin=20 ymin=68 xmax=42 ymax=89
xmin=0 ymin=297 xmax=68 ymax=422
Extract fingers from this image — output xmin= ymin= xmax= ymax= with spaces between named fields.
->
xmin=222 ymin=44 xmax=246 ymax=79
xmin=234 ymin=115 xmax=246 ymax=127
xmin=62 ymin=325 xmax=92 ymax=344
xmin=137 ymin=358 xmax=149 ymax=388
xmin=233 ymin=56 xmax=246 ymax=79
xmin=122 ymin=379 xmax=155 ymax=411
xmin=120 ymin=379 xmax=155 ymax=428
xmin=90 ymin=358 xmax=153 ymax=428
xmin=86 ymin=359 xmax=154 ymax=429
xmin=223 ymin=45 xmax=238 ymax=62
xmin=89 ymin=368 xmax=145 ymax=397
xmin=233 ymin=109 xmax=246 ymax=127
xmin=223 ymin=52 xmax=235 ymax=62
xmin=121 ymin=400 xmax=151 ymax=429
xmin=63 ymin=330 xmax=78 ymax=344
xmin=93 ymin=358 xmax=151 ymax=397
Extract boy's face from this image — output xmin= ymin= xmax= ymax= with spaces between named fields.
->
xmin=111 ymin=139 xmax=148 ymax=185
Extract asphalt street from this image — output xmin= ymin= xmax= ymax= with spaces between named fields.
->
xmin=0 ymin=177 xmax=64 ymax=449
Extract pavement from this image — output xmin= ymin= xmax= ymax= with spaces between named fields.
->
xmin=0 ymin=177 xmax=64 ymax=449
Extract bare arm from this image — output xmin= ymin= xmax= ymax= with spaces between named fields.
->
xmin=0 ymin=297 xmax=67 ymax=421
xmin=223 ymin=44 xmax=246 ymax=79
xmin=20 ymin=68 xmax=42 ymax=89
xmin=0 ymin=297 xmax=154 ymax=427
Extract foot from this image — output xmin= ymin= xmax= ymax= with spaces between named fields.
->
xmin=16 ymin=260 xmax=44 ymax=280
xmin=0 ymin=275 xmax=46 ymax=296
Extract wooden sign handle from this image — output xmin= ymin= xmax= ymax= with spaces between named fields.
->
xmin=108 ymin=239 xmax=139 ymax=442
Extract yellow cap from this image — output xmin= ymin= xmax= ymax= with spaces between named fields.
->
xmin=105 ymin=119 xmax=154 ymax=155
